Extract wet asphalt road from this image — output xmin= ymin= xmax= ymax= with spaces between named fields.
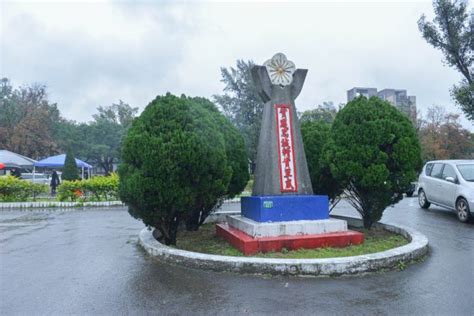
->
xmin=1 ymin=198 xmax=473 ymax=315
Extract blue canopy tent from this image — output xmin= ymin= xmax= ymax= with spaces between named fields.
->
xmin=34 ymin=154 xmax=93 ymax=180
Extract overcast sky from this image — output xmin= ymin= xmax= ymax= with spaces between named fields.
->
xmin=1 ymin=0 xmax=473 ymax=130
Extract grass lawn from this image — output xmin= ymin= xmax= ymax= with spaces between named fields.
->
xmin=175 ymin=223 xmax=409 ymax=258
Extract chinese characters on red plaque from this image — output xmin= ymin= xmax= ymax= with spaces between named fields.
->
xmin=275 ymin=104 xmax=298 ymax=192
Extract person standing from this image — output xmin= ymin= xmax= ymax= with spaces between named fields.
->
xmin=11 ymin=168 xmax=21 ymax=178
xmin=50 ymin=170 xmax=60 ymax=196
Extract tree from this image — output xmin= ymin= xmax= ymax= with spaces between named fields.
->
xmin=86 ymin=101 xmax=138 ymax=174
xmin=53 ymin=119 xmax=90 ymax=156
xmin=325 ymin=97 xmax=422 ymax=229
xmin=418 ymin=0 xmax=474 ymax=120
xmin=93 ymin=100 xmax=137 ymax=128
xmin=213 ymin=60 xmax=264 ymax=168
xmin=180 ymin=96 xmax=249 ymax=231
xmin=0 ymin=78 xmax=61 ymax=159
xmin=300 ymin=103 xmax=338 ymax=124
xmin=419 ymin=105 xmax=473 ymax=160
xmin=301 ymin=120 xmax=342 ymax=210
xmin=62 ymin=149 xmax=80 ymax=181
xmin=119 ymin=94 xmax=233 ymax=245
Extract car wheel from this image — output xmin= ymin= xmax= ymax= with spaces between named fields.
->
xmin=418 ymin=189 xmax=430 ymax=209
xmin=456 ymin=198 xmax=471 ymax=223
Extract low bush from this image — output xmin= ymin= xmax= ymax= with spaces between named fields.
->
xmin=28 ymin=182 xmax=49 ymax=200
xmin=57 ymin=180 xmax=83 ymax=201
xmin=82 ymin=173 xmax=119 ymax=201
xmin=57 ymin=174 xmax=119 ymax=201
xmin=0 ymin=176 xmax=48 ymax=202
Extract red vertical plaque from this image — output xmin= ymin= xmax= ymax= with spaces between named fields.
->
xmin=274 ymin=104 xmax=298 ymax=193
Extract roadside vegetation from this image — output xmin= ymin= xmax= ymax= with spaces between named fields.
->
xmin=0 ymin=176 xmax=48 ymax=202
xmin=0 ymin=174 xmax=119 ymax=202
xmin=57 ymin=173 xmax=119 ymax=202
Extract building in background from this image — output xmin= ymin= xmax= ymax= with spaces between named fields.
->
xmin=347 ymin=87 xmax=378 ymax=101
xmin=347 ymin=87 xmax=417 ymax=122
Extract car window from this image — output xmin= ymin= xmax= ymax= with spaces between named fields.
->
xmin=430 ymin=163 xmax=444 ymax=179
xmin=441 ymin=164 xmax=457 ymax=181
xmin=425 ymin=163 xmax=433 ymax=176
xmin=456 ymin=164 xmax=474 ymax=182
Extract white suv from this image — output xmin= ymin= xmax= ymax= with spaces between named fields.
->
xmin=418 ymin=160 xmax=474 ymax=223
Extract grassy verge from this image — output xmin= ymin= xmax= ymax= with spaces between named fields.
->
xmin=175 ymin=223 xmax=408 ymax=258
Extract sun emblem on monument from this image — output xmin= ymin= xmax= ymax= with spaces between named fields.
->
xmin=264 ymin=53 xmax=296 ymax=86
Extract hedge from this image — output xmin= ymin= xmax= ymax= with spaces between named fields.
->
xmin=57 ymin=173 xmax=119 ymax=202
xmin=0 ymin=176 xmax=48 ymax=202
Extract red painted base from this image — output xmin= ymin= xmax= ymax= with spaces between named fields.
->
xmin=216 ymin=223 xmax=364 ymax=256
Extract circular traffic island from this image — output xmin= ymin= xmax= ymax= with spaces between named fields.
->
xmin=138 ymin=216 xmax=429 ymax=277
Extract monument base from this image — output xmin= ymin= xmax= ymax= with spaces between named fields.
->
xmin=227 ymin=215 xmax=347 ymax=238
xmin=241 ymin=195 xmax=329 ymax=222
xmin=216 ymin=223 xmax=364 ymax=256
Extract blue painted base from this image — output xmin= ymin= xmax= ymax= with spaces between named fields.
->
xmin=241 ymin=195 xmax=329 ymax=223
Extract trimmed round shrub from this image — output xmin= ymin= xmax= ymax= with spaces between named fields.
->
xmin=119 ymin=94 xmax=241 ymax=245
xmin=185 ymin=97 xmax=249 ymax=230
xmin=324 ymin=97 xmax=422 ymax=228
xmin=301 ymin=120 xmax=342 ymax=209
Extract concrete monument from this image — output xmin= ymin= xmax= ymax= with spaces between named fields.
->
xmin=251 ymin=53 xmax=313 ymax=196
xmin=216 ymin=53 xmax=364 ymax=255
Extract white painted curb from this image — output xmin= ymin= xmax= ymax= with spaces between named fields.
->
xmin=0 ymin=201 xmax=125 ymax=209
xmin=138 ymin=218 xmax=429 ymax=276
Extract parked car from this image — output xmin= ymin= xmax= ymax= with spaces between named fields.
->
xmin=417 ymin=160 xmax=474 ymax=223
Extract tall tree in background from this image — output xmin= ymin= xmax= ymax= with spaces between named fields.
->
xmin=61 ymin=148 xmax=79 ymax=181
xmin=93 ymin=100 xmax=137 ymax=128
xmin=0 ymin=78 xmax=138 ymax=172
xmin=300 ymin=102 xmax=338 ymax=124
xmin=53 ymin=119 xmax=89 ymax=157
xmin=53 ymin=101 xmax=138 ymax=173
xmin=0 ymin=78 xmax=61 ymax=159
xmin=418 ymin=105 xmax=473 ymax=160
xmin=86 ymin=101 xmax=139 ymax=174
xmin=213 ymin=60 xmax=264 ymax=168
xmin=418 ymin=0 xmax=473 ymax=121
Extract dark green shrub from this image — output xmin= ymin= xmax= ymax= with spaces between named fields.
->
xmin=118 ymin=94 xmax=234 ymax=245
xmin=62 ymin=149 xmax=80 ymax=181
xmin=301 ymin=120 xmax=342 ymax=209
xmin=324 ymin=97 xmax=422 ymax=228
xmin=185 ymin=97 xmax=249 ymax=230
